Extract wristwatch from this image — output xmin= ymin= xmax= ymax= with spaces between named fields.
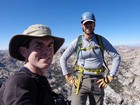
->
xmin=109 ymin=74 xmax=115 ymax=78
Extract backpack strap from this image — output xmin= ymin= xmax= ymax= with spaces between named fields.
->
xmin=74 ymin=34 xmax=105 ymax=65
xmin=95 ymin=34 xmax=109 ymax=72
xmin=74 ymin=34 xmax=110 ymax=69
xmin=96 ymin=35 xmax=104 ymax=58
xmin=74 ymin=35 xmax=82 ymax=65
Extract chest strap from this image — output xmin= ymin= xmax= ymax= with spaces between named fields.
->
xmin=80 ymin=46 xmax=100 ymax=51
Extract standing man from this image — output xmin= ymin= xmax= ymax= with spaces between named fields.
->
xmin=0 ymin=24 xmax=64 ymax=105
xmin=60 ymin=12 xmax=121 ymax=105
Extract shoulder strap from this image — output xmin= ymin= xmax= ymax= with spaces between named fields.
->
xmin=74 ymin=34 xmax=103 ymax=65
xmin=74 ymin=34 xmax=109 ymax=71
xmin=96 ymin=34 xmax=109 ymax=72
xmin=96 ymin=34 xmax=104 ymax=58
xmin=74 ymin=35 xmax=82 ymax=65
xmin=76 ymin=35 xmax=82 ymax=54
xmin=74 ymin=34 xmax=104 ymax=66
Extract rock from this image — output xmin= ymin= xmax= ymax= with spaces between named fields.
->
xmin=0 ymin=46 xmax=140 ymax=104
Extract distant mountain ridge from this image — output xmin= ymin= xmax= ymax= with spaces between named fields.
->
xmin=0 ymin=45 xmax=140 ymax=105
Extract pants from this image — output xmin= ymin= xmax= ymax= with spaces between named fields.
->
xmin=71 ymin=75 xmax=104 ymax=105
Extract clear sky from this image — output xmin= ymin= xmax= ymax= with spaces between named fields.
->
xmin=0 ymin=0 xmax=140 ymax=50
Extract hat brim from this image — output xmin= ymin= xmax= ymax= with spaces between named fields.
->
xmin=82 ymin=19 xmax=95 ymax=24
xmin=9 ymin=34 xmax=65 ymax=61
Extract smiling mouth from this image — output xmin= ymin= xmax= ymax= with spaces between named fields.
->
xmin=39 ymin=56 xmax=49 ymax=61
xmin=86 ymin=28 xmax=92 ymax=31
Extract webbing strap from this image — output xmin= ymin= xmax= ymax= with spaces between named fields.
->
xmin=80 ymin=46 xmax=100 ymax=51
xmin=74 ymin=35 xmax=82 ymax=65
xmin=75 ymin=65 xmax=105 ymax=74
xmin=96 ymin=35 xmax=110 ymax=72
xmin=74 ymin=34 xmax=104 ymax=65
xmin=96 ymin=35 xmax=104 ymax=58
xmin=75 ymin=68 xmax=84 ymax=95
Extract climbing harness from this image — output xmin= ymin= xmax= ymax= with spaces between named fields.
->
xmin=74 ymin=65 xmax=105 ymax=94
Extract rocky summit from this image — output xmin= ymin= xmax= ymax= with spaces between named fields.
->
xmin=0 ymin=46 xmax=140 ymax=105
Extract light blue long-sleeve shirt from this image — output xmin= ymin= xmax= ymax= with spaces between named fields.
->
xmin=60 ymin=34 xmax=121 ymax=76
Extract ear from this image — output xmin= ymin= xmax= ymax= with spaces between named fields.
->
xmin=19 ymin=47 xmax=28 ymax=58
xmin=81 ymin=24 xmax=84 ymax=30
xmin=94 ymin=22 xmax=96 ymax=27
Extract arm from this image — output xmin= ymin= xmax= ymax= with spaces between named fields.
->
xmin=102 ymin=36 xmax=121 ymax=77
xmin=60 ymin=38 xmax=79 ymax=86
xmin=60 ymin=38 xmax=78 ymax=75
xmin=97 ymin=36 xmax=121 ymax=88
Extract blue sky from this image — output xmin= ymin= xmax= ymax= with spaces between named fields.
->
xmin=0 ymin=0 xmax=140 ymax=49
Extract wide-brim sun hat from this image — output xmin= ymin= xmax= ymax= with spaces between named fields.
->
xmin=9 ymin=24 xmax=65 ymax=61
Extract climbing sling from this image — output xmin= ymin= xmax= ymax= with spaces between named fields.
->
xmin=74 ymin=34 xmax=109 ymax=95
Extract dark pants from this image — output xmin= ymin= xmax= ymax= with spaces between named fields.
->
xmin=71 ymin=75 xmax=104 ymax=105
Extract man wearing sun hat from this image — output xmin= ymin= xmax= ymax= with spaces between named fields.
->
xmin=60 ymin=11 xmax=121 ymax=105
xmin=0 ymin=24 xmax=65 ymax=105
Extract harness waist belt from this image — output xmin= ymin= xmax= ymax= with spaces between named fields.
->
xmin=75 ymin=66 xmax=105 ymax=74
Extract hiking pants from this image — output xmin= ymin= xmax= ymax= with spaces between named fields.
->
xmin=71 ymin=75 xmax=104 ymax=105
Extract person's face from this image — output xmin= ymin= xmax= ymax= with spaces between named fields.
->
xmin=21 ymin=37 xmax=54 ymax=71
xmin=82 ymin=21 xmax=95 ymax=34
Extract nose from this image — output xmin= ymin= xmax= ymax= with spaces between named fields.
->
xmin=41 ymin=46 xmax=52 ymax=56
xmin=42 ymin=49 xmax=48 ymax=55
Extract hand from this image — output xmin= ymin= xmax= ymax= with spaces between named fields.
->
xmin=97 ymin=75 xmax=114 ymax=88
xmin=65 ymin=74 xmax=78 ymax=87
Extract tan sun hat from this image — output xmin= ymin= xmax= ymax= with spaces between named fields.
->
xmin=9 ymin=24 xmax=65 ymax=61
